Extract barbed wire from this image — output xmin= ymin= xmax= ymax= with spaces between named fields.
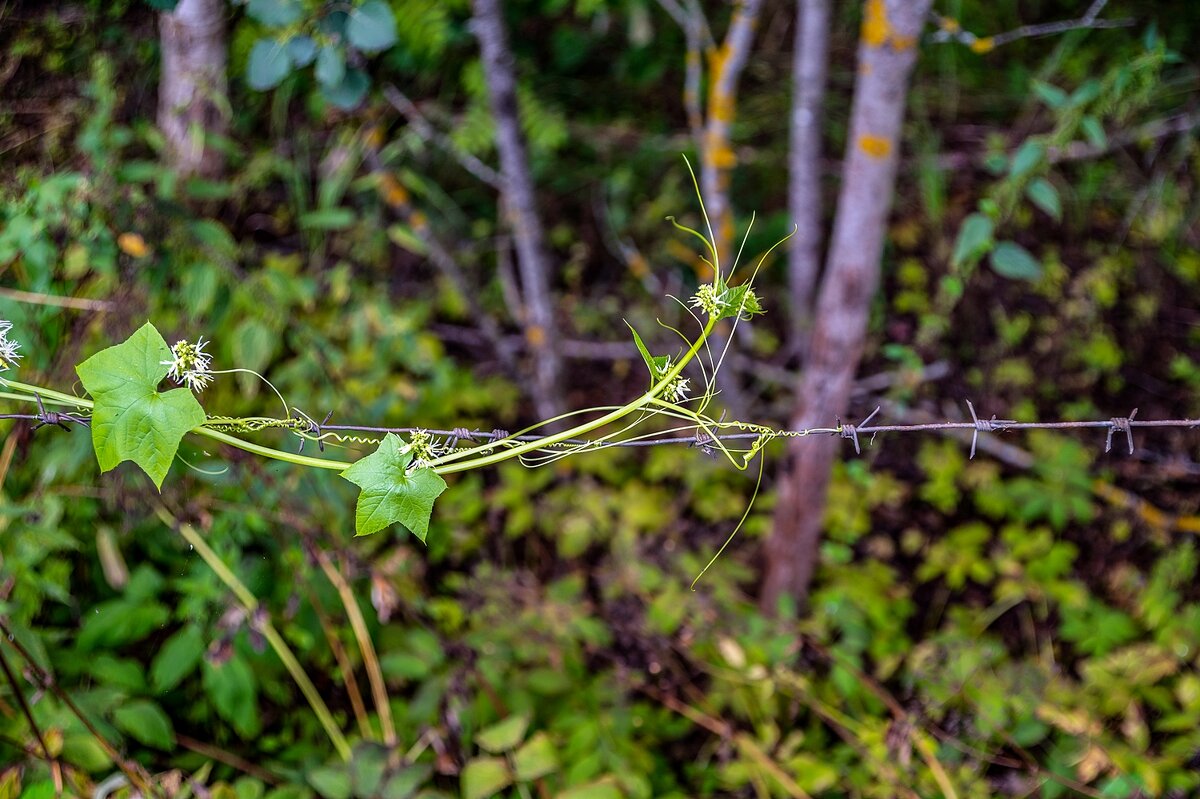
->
xmin=5 ymin=400 xmax=1198 ymax=462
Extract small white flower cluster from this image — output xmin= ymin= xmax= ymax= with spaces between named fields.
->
xmin=0 ymin=321 xmax=22 ymax=371
xmin=405 ymin=429 xmax=437 ymax=470
xmin=665 ymin=376 xmax=691 ymax=403
xmin=690 ymin=283 xmax=726 ymax=317
xmin=162 ymin=337 xmax=214 ymax=392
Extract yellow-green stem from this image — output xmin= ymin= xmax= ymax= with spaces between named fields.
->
xmin=429 ymin=317 xmax=716 ymax=474
xmin=155 ymin=507 xmax=353 ymax=762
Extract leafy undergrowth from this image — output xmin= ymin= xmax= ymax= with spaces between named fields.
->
xmin=3 ymin=3 xmax=1200 ymax=798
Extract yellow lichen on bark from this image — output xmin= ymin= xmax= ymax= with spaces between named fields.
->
xmin=858 ymin=134 xmax=892 ymax=158
xmin=861 ymin=0 xmax=916 ymax=51
xmin=861 ymin=0 xmax=890 ymax=47
xmin=970 ymin=36 xmax=995 ymax=54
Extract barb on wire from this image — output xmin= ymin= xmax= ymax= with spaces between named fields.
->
xmin=837 ymin=406 xmax=881 ymax=456
xmin=0 ymin=395 xmax=90 ymax=431
xmin=1106 ymin=408 xmax=1137 ymax=455
xmin=965 ymin=399 xmax=1014 ymax=460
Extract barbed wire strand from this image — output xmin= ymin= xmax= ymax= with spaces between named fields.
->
xmin=4 ymin=403 xmax=1197 ymax=460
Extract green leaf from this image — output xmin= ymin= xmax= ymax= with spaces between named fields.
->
xmin=1031 ymin=80 xmax=1068 ymax=110
xmin=625 ymin=323 xmax=669 ymax=383
xmin=299 ymin=208 xmax=357 ymax=230
xmin=247 ymin=0 xmax=303 ymax=26
xmin=76 ymin=599 xmax=170 ymax=651
xmin=716 ymin=282 xmax=764 ymax=321
xmin=113 ymin=700 xmax=174 ymax=750
xmin=18 ymin=781 xmax=55 ymax=799
xmin=286 ymin=36 xmax=318 ymax=67
xmin=340 ymin=433 xmax=448 ymax=540
xmin=349 ymin=743 xmax=389 ymax=797
xmin=556 ymin=778 xmax=623 ymax=799
xmin=513 ymin=732 xmax=558 ymax=781
xmin=347 ymin=0 xmax=398 ymax=53
xmin=315 ymin=45 xmax=346 ymax=88
xmin=950 ymin=213 xmax=995 ymax=269
xmin=461 ymin=757 xmax=511 ymax=799
xmin=151 ymin=624 xmax=205 ymax=692
xmin=146 ymin=0 xmax=181 ymax=9
xmin=1025 ymin=178 xmax=1062 ymax=221
xmin=380 ymin=766 xmax=431 ymax=799
xmin=308 ymin=766 xmax=352 ymax=799
xmin=246 ymin=39 xmax=293 ymax=91
xmin=322 ymin=68 xmax=370 ymax=110
xmin=476 ymin=714 xmax=529 ymax=753
xmin=1008 ymin=140 xmax=1044 ymax=179
xmin=1082 ymin=115 xmax=1107 ymax=149
xmin=202 ymin=656 xmax=260 ymax=738
xmin=76 ymin=322 xmax=206 ymax=488
xmin=989 ymin=241 xmax=1043 ymax=281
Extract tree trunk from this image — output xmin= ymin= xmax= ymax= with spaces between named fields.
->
xmin=471 ymin=0 xmax=564 ymax=422
xmin=158 ymin=0 xmax=228 ymax=178
xmin=761 ymin=0 xmax=931 ymax=614
xmin=787 ymin=0 xmax=831 ymax=342
xmin=699 ymin=0 xmax=764 ymax=275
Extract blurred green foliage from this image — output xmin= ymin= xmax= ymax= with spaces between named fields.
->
xmin=2 ymin=0 xmax=1200 ymax=797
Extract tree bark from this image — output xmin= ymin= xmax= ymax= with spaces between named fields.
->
xmin=700 ymin=0 xmax=765 ymax=276
xmin=158 ymin=0 xmax=228 ymax=178
xmin=787 ymin=0 xmax=831 ymax=340
xmin=761 ymin=0 xmax=931 ymax=614
xmin=471 ymin=0 xmax=564 ymax=422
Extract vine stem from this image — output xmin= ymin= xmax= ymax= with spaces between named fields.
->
xmin=153 ymin=506 xmax=354 ymax=762
xmin=0 ymin=378 xmax=352 ymax=470
xmin=429 ymin=316 xmax=718 ymax=474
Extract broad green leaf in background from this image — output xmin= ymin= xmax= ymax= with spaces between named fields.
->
xmin=461 ymin=757 xmax=511 ymax=799
xmin=950 ymin=212 xmax=995 ymax=269
xmin=556 ymin=778 xmax=624 ymax=799
xmin=286 ymin=35 xmax=318 ymax=67
xmin=323 ymin=68 xmax=371 ymax=110
xmin=246 ymin=39 xmax=293 ymax=91
xmin=1025 ymin=178 xmax=1062 ymax=221
xmin=308 ymin=766 xmax=352 ymax=799
xmin=315 ymin=45 xmax=346 ymax=88
xmin=247 ymin=0 xmax=302 ymax=26
xmin=202 ymin=656 xmax=260 ymax=738
xmin=476 ymin=714 xmax=529 ymax=753
xmin=113 ymin=700 xmax=174 ymax=750
xmin=989 ymin=241 xmax=1043 ymax=281
xmin=1008 ymin=140 xmax=1045 ymax=180
xmin=76 ymin=323 xmax=206 ymax=489
xmin=349 ymin=743 xmax=389 ymax=797
xmin=151 ymin=624 xmax=205 ymax=692
xmin=347 ymin=0 xmax=398 ymax=53
xmin=513 ymin=732 xmax=559 ymax=781
xmin=340 ymin=433 xmax=448 ymax=540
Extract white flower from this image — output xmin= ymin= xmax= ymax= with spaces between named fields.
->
xmin=666 ymin=377 xmax=691 ymax=403
xmin=0 ymin=321 xmax=23 ymax=371
xmin=690 ymin=283 xmax=726 ymax=317
xmin=162 ymin=337 xmax=213 ymax=392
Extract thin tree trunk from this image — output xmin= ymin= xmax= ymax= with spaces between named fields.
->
xmin=471 ymin=0 xmax=564 ymax=422
xmin=788 ymin=0 xmax=831 ymax=342
xmin=761 ymin=0 xmax=931 ymax=613
xmin=700 ymin=0 xmax=764 ymax=275
xmin=158 ymin=0 xmax=228 ymax=178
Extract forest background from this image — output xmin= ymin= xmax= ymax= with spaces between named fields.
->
xmin=2 ymin=0 xmax=1200 ymax=797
